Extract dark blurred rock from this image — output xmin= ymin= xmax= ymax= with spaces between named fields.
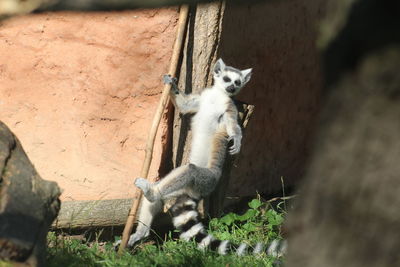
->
xmin=286 ymin=1 xmax=400 ymax=266
xmin=0 ymin=121 xmax=61 ymax=266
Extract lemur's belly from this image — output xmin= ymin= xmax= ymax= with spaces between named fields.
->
xmin=189 ymin=111 xmax=223 ymax=167
xmin=189 ymin=131 xmax=213 ymax=167
xmin=189 ymin=89 xmax=229 ymax=167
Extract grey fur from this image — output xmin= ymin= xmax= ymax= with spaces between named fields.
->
xmin=135 ymin=163 xmax=221 ymax=202
xmin=225 ymin=66 xmax=242 ymax=75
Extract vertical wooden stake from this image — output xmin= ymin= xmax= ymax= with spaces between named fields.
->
xmin=118 ymin=5 xmax=189 ymax=254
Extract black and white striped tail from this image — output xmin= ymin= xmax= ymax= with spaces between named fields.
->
xmin=168 ymin=194 xmax=287 ymax=257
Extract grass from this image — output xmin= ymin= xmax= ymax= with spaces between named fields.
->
xmin=46 ymin=196 xmax=286 ymax=267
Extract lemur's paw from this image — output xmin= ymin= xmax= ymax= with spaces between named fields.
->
xmin=229 ymin=146 xmax=240 ymax=155
xmin=163 ymin=75 xmax=179 ymax=94
xmin=134 ymin=177 xmax=150 ymax=193
xmin=163 ymin=74 xmax=177 ymax=84
xmin=228 ymin=136 xmax=241 ymax=155
xmin=112 ymin=230 xmax=150 ymax=251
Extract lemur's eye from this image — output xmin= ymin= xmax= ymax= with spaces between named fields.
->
xmin=234 ymin=80 xmax=241 ymax=86
xmin=223 ymin=76 xmax=231 ymax=83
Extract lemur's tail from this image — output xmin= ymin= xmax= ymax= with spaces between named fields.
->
xmin=168 ymin=194 xmax=287 ymax=257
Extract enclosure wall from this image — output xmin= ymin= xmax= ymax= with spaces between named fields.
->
xmin=0 ymin=9 xmax=179 ymax=200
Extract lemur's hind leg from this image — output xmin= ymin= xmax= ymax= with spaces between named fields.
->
xmin=127 ymin=198 xmax=162 ymax=247
xmin=134 ymin=178 xmax=156 ymax=202
xmin=113 ymin=197 xmax=162 ymax=249
xmin=135 ymin=164 xmax=219 ymax=203
xmin=135 ymin=164 xmax=195 ymax=202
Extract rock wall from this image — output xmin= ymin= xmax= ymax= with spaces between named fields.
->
xmin=0 ymin=9 xmax=179 ymax=200
xmin=218 ymin=0 xmax=325 ymax=198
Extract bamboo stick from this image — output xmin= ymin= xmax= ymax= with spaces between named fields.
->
xmin=118 ymin=5 xmax=189 ymax=253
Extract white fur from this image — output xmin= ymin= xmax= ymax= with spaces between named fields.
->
xmin=253 ymin=242 xmax=264 ymax=254
xmin=180 ymin=223 xmax=204 ymax=241
xmin=267 ymin=239 xmax=280 ymax=257
xmin=188 ymin=61 xmax=251 ymax=166
xmin=187 ymin=59 xmax=252 ymax=167
xmin=172 ymin=210 xmax=198 ymax=227
xmin=121 ymin=198 xmax=162 ymax=248
xmin=189 ymin=88 xmax=229 ymax=167
xmin=198 ymin=234 xmax=214 ymax=249
xmin=218 ymin=240 xmax=230 ymax=255
xmin=236 ymin=243 xmax=248 ymax=256
xmin=183 ymin=199 xmax=197 ymax=209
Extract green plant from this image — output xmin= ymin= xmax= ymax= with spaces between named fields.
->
xmin=47 ymin=196 xmax=286 ymax=267
xmin=209 ymin=196 xmax=285 ymax=245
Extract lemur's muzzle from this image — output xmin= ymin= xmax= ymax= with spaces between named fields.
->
xmin=226 ymin=85 xmax=236 ymax=94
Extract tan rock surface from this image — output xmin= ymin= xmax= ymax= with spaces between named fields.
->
xmin=0 ymin=9 xmax=178 ymax=200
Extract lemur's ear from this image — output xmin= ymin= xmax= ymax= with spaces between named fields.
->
xmin=214 ymin=58 xmax=226 ymax=76
xmin=241 ymin=68 xmax=252 ymax=84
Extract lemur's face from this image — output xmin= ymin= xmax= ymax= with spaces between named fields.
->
xmin=213 ymin=59 xmax=252 ymax=97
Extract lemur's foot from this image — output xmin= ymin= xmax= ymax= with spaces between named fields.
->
xmin=127 ymin=228 xmax=150 ymax=247
xmin=135 ymin=178 xmax=158 ymax=202
xmin=113 ymin=228 xmax=150 ymax=251
xmin=135 ymin=177 xmax=150 ymax=193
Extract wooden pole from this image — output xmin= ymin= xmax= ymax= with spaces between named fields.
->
xmin=118 ymin=5 xmax=189 ymax=253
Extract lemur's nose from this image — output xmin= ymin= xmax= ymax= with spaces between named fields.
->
xmin=226 ymin=85 xmax=235 ymax=93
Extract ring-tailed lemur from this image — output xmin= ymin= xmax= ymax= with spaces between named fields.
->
xmin=169 ymin=194 xmax=287 ymax=257
xmin=117 ymin=59 xmax=252 ymax=248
